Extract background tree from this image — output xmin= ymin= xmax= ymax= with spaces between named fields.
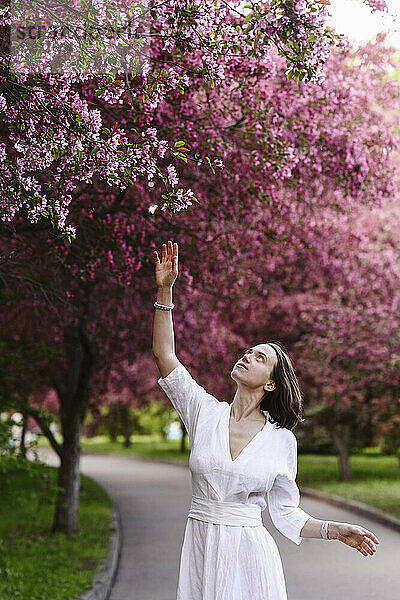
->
xmin=1 ymin=32 xmax=399 ymax=531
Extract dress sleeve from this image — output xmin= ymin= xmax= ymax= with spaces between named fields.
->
xmin=157 ymin=362 xmax=220 ymax=442
xmin=267 ymin=431 xmax=311 ymax=545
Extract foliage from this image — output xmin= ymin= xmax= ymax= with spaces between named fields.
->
xmin=293 ymin=199 xmax=400 ymax=450
xmin=0 ymin=0 xmax=354 ymax=236
xmin=132 ymin=401 xmax=179 ymax=435
xmin=0 ymin=414 xmax=17 ymax=455
xmin=84 ymin=399 xmax=177 ymax=439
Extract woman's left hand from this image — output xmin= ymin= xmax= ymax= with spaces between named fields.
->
xmin=333 ymin=522 xmax=380 ymax=556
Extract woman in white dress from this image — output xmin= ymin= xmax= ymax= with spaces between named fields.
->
xmin=152 ymin=241 xmax=380 ymax=600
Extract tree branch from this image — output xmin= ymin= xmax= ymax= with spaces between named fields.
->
xmin=19 ymin=402 xmax=63 ymax=458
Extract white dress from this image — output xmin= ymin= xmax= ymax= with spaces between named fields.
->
xmin=158 ymin=362 xmax=312 ymax=600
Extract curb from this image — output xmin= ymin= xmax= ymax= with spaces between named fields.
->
xmin=73 ymin=501 xmax=122 ymax=600
xmin=299 ymin=486 xmax=400 ymax=533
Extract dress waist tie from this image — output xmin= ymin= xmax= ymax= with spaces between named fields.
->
xmin=188 ymin=496 xmax=262 ymax=527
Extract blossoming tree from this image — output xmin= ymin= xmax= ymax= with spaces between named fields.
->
xmin=1 ymin=2 xmax=398 ymax=531
xmin=0 ymin=0 xmax=389 ymax=238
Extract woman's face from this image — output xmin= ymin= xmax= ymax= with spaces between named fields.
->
xmin=231 ymin=343 xmax=277 ymax=391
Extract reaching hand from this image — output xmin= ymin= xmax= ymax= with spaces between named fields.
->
xmin=153 ymin=241 xmax=179 ymax=289
xmin=334 ymin=522 xmax=380 ymax=556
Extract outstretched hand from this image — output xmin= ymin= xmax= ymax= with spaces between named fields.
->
xmin=153 ymin=241 xmax=179 ymax=289
xmin=334 ymin=522 xmax=380 ymax=557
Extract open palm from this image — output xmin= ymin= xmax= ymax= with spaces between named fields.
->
xmin=336 ymin=523 xmax=379 ymax=557
xmin=153 ymin=241 xmax=179 ymax=288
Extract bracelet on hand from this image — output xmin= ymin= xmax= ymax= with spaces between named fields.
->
xmin=154 ymin=301 xmax=174 ymax=311
xmin=321 ymin=521 xmax=333 ymax=540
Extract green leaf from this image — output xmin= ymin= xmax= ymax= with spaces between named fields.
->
xmin=174 ymin=140 xmax=186 ymax=148
xmin=243 ymin=13 xmax=254 ymax=24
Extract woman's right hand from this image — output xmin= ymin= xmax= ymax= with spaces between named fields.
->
xmin=153 ymin=241 xmax=179 ymax=289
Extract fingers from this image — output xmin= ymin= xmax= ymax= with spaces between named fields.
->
xmin=359 ymin=540 xmax=376 ymax=556
xmin=356 ymin=527 xmax=380 ymax=547
xmin=356 ymin=544 xmax=369 ymax=557
xmin=354 ymin=527 xmax=379 ymax=557
xmin=351 ymin=525 xmax=380 ymax=545
xmin=153 ymin=250 xmax=160 ymax=264
xmin=173 ymin=243 xmax=178 ymax=269
xmin=361 ymin=533 xmax=378 ymax=555
xmin=362 ymin=529 xmax=380 ymax=545
xmin=158 ymin=241 xmax=178 ymax=263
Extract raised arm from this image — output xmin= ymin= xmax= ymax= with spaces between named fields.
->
xmin=152 ymin=241 xmax=180 ymax=378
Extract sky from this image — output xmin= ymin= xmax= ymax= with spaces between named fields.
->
xmin=327 ymin=0 xmax=400 ymax=46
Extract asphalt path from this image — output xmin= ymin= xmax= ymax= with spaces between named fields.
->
xmin=39 ymin=451 xmax=400 ymax=600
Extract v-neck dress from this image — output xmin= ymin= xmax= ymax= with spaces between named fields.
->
xmin=158 ymin=362 xmax=312 ymax=600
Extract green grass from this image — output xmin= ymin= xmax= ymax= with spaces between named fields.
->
xmin=38 ymin=433 xmax=191 ymax=461
xmin=0 ymin=456 xmax=112 ymax=600
xmin=296 ymin=453 xmax=400 ymax=520
xmin=38 ymin=434 xmax=400 ymax=520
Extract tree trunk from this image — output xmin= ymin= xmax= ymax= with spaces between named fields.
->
xmin=52 ymin=411 xmax=82 ymax=534
xmin=108 ymin=406 xmax=119 ymax=442
xmin=109 ymin=428 xmax=118 ymax=443
xmin=121 ymin=404 xmax=132 ymax=448
xmin=19 ymin=411 xmax=27 ymax=458
xmin=329 ymin=424 xmax=353 ymax=481
xmin=180 ymin=420 xmax=187 ymax=453
xmin=52 ymin=323 xmax=94 ymax=534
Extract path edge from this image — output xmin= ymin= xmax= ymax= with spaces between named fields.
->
xmin=73 ymin=500 xmax=122 ymax=600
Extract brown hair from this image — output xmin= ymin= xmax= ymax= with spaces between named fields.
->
xmin=259 ymin=340 xmax=304 ymax=430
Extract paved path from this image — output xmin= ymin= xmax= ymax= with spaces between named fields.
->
xmin=40 ymin=451 xmax=400 ymax=600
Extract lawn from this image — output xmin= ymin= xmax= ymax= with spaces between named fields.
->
xmin=38 ymin=432 xmax=190 ymax=461
xmin=38 ymin=434 xmax=400 ymax=519
xmin=296 ymin=453 xmax=400 ymax=520
xmin=0 ymin=456 xmax=112 ymax=600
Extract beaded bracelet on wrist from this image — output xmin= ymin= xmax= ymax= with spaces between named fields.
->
xmin=154 ymin=301 xmax=174 ymax=311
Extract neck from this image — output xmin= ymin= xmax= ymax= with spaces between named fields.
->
xmin=231 ymin=385 xmax=265 ymax=421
